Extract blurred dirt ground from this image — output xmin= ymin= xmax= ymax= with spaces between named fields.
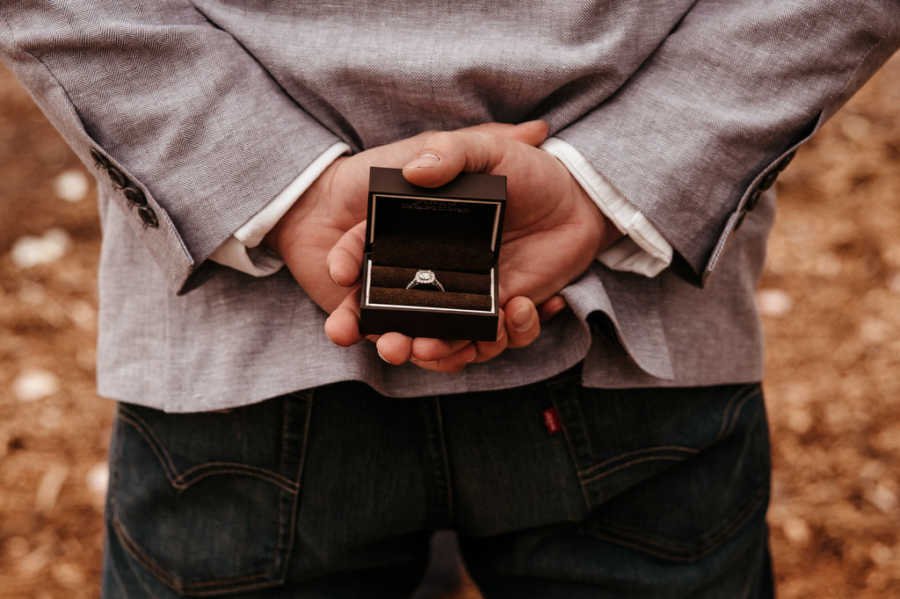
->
xmin=1 ymin=55 xmax=899 ymax=599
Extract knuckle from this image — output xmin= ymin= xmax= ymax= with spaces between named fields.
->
xmin=469 ymin=131 xmax=503 ymax=170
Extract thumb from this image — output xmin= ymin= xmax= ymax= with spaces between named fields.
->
xmin=402 ymin=121 xmax=547 ymax=188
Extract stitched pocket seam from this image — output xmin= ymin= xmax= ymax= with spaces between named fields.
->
xmin=273 ymin=392 xmax=314 ymax=581
xmin=579 ymin=450 xmax=698 ymax=485
xmin=587 ymin=486 xmax=768 ymax=562
xmin=110 ymin=395 xmax=312 ymax=595
xmin=117 ymin=406 xmax=300 ymax=494
xmin=720 ymin=388 xmax=762 ymax=440
xmin=578 ymin=445 xmax=699 ymax=478
xmin=112 ymin=513 xmax=275 ymax=595
xmin=716 ymin=385 xmax=761 ymax=441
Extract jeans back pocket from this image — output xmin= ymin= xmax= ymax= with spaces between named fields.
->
xmin=107 ymin=393 xmax=311 ymax=595
xmin=550 ymin=382 xmax=770 ymax=562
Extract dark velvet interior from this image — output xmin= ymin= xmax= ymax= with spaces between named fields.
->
xmin=371 ymin=195 xmax=498 ymax=272
xmin=366 ymin=193 xmax=499 ymax=312
xmin=371 ymin=266 xmax=490 ymax=294
xmin=367 ymin=265 xmax=493 ymax=311
xmin=373 ymin=233 xmax=493 ymax=272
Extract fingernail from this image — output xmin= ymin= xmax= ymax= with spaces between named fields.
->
xmin=511 ymin=306 xmax=533 ymax=331
xmin=405 ymin=152 xmax=440 ymax=169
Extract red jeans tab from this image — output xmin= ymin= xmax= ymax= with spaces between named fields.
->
xmin=542 ymin=407 xmax=561 ymax=435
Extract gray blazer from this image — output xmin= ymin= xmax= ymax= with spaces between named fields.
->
xmin=2 ymin=2 xmax=897 ymax=412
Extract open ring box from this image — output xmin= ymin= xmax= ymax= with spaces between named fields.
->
xmin=359 ymin=167 xmax=506 ymax=341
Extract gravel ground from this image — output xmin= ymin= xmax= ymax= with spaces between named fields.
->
xmin=1 ymin=55 xmax=898 ymax=599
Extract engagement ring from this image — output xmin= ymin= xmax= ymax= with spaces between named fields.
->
xmin=406 ymin=270 xmax=445 ymax=292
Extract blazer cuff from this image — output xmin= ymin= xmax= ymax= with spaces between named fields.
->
xmin=541 ymin=137 xmax=672 ymax=277
xmin=209 ymin=142 xmax=351 ymax=277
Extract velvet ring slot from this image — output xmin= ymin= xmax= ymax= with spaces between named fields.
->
xmin=359 ymin=167 xmax=506 ymax=341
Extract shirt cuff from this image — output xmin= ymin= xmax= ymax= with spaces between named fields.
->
xmin=208 ymin=141 xmax=352 ymax=277
xmin=541 ymin=137 xmax=673 ymax=278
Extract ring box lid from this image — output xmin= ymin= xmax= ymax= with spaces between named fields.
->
xmin=366 ymin=167 xmax=506 ymax=273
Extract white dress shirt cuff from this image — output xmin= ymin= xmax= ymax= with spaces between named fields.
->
xmin=209 ymin=141 xmax=352 ymax=277
xmin=541 ymin=137 xmax=673 ymax=278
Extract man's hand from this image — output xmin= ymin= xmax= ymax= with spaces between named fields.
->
xmin=325 ymin=286 xmax=568 ymax=371
xmin=324 ymin=127 xmax=622 ymax=365
xmin=265 ymin=121 xmax=562 ymax=370
xmin=403 ymin=129 xmax=623 ymax=305
xmin=265 ymin=122 xmax=548 ymax=313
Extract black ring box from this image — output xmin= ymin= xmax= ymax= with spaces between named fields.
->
xmin=359 ymin=167 xmax=506 ymax=341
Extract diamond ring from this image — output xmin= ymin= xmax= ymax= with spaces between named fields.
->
xmin=406 ymin=270 xmax=445 ymax=292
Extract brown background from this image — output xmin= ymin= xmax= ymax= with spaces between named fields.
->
xmin=1 ymin=55 xmax=898 ymax=598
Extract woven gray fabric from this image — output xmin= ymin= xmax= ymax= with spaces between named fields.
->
xmin=1 ymin=2 xmax=897 ymax=411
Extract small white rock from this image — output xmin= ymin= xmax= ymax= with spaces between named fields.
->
xmin=786 ymin=408 xmax=813 ymax=434
xmin=782 ymin=517 xmax=811 ymax=545
xmin=867 ymin=484 xmax=898 ymax=514
xmin=69 ymin=300 xmax=96 ymax=330
xmin=10 ymin=228 xmax=71 ymax=268
xmin=756 ymin=288 xmax=793 ymax=317
xmin=85 ymin=462 xmax=109 ymax=498
xmin=870 ymin=542 xmax=894 ymax=565
xmin=840 ymin=113 xmax=872 ymax=142
xmin=860 ymin=318 xmax=891 ymax=344
xmin=34 ymin=463 xmax=69 ymax=513
xmin=18 ymin=548 xmax=50 ymax=576
xmin=13 ymin=369 xmax=60 ymax=402
xmin=54 ymin=169 xmax=89 ymax=202
xmin=860 ymin=460 xmax=886 ymax=480
xmin=52 ymin=562 xmax=86 ymax=588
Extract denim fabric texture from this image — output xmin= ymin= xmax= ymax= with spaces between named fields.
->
xmin=102 ymin=370 xmax=773 ymax=598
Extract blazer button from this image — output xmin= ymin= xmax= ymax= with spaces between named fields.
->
xmin=137 ymin=205 xmax=159 ymax=228
xmin=106 ymin=164 xmax=130 ymax=189
xmin=122 ymin=186 xmax=148 ymax=207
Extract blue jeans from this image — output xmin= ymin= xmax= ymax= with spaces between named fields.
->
xmin=102 ymin=368 xmax=773 ymax=598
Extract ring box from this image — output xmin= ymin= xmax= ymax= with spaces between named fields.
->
xmin=359 ymin=167 xmax=506 ymax=341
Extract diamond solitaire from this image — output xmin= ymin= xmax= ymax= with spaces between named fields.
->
xmin=406 ymin=270 xmax=445 ymax=291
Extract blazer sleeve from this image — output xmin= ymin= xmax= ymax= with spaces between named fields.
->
xmin=0 ymin=2 xmax=341 ymax=294
xmin=554 ymin=0 xmax=900 ymax=286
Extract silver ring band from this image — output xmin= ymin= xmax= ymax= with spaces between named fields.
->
xmin=406 ymin=269 xmax=445 ymax=292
